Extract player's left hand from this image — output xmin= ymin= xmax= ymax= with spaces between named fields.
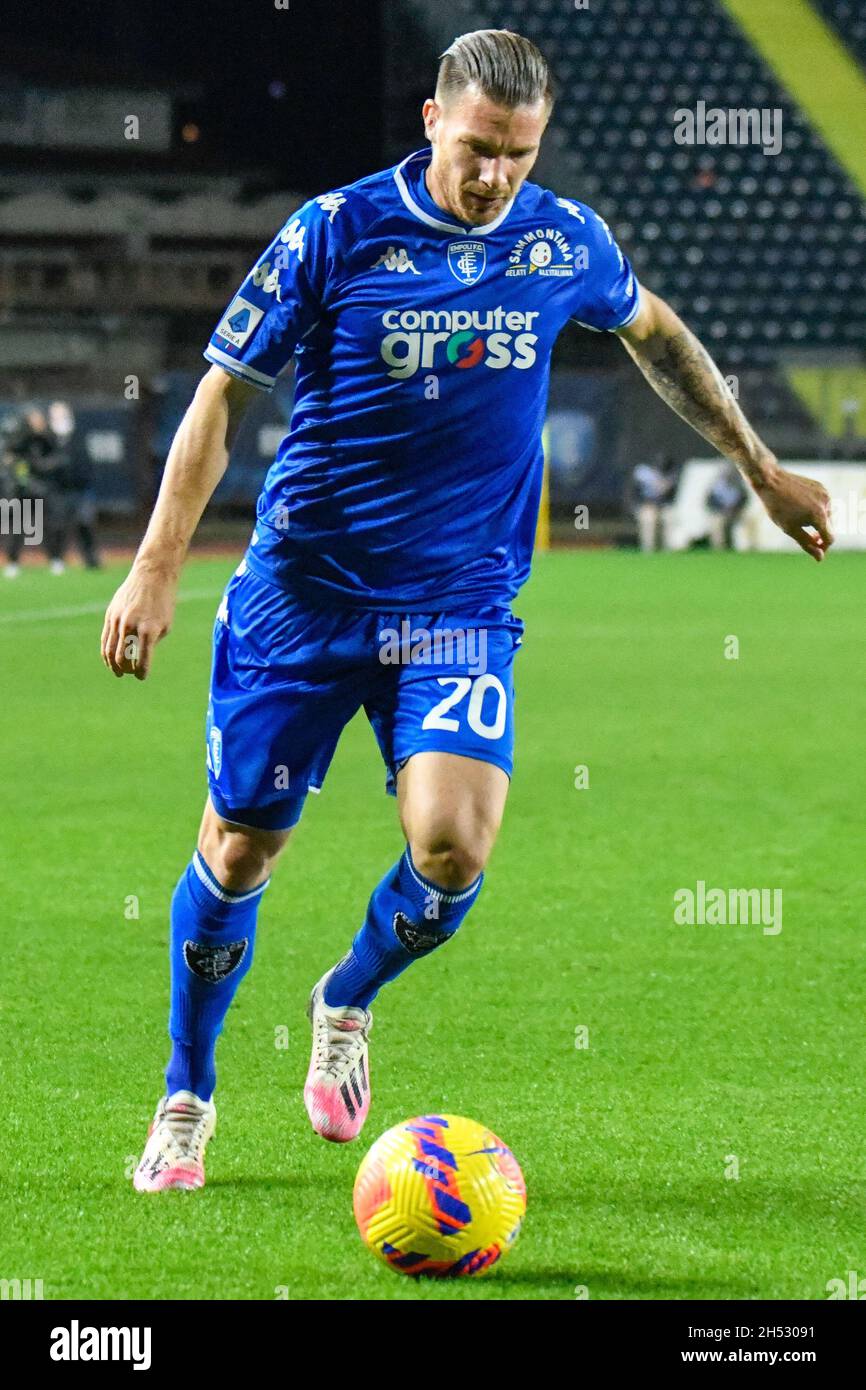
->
xmin=100 ymin=563 xmax=178 ymax=680
xmin=752 ymin=463 xmax=834 ymax=562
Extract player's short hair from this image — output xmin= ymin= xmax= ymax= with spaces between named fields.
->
xmin=436 ymin=29 xmax=556 ymax=113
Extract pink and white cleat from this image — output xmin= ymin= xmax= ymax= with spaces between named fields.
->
xmin=133 ymin=1090 xmax=216 ymax=1192
xmin=304 ymin=973 xmax=373 ymax=1143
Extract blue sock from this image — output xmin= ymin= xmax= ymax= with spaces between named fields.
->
xmin=165 ymin=850 xmax=269 ymax=1101
xmin=323 ymin=847 xmax=483 ymax=1009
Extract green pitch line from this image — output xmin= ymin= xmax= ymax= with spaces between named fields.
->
xmin=721 ymin=0 xmax=866 ymax=196
xmin=0 ymin=586 xmax=221 ymax=627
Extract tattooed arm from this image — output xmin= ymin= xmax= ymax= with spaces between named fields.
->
xmin=616 ymin=288 xmax=833 ymax=561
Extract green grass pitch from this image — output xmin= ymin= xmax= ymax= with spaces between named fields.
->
xmin=0 ymin=549 xmax=863 ymax=1301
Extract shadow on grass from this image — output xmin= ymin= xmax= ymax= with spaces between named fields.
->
xmin=540 ymin=1174 xmax=866 ymax=1226
xmin=204 ymin=1169 xmax=361 ymax=1193
xmin=201 ymin=1174 xmax=299 ymax=1192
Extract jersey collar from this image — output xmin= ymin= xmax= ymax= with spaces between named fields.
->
xmin=393 ymin=148 xmax=518 ymax=236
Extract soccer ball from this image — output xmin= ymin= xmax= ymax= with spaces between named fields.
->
xmin=353 ymin=1113 xmax=526 ymax=1277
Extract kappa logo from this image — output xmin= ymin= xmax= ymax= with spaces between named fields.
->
xmin=506 ymin=227 xmax=584 ymax=278
xmin=316 ymin=191 xmax=346 ymax=223
xmin=184 ymin=938 xmax=249 ymax=983
xmin=447 ymin=239 xmax=486 ymax=286
xmin=278 ymin=217 xmax=308 ymax=262
xmin=372 ymin=245 xmax=421 ymax=275
xmin=216 ymin=295 xmax=264 ymax=348
xmin=555 ymin=197 xmax=586 ymax=223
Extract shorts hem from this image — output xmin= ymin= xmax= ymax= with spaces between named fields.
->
xmin=208 ymin=789 xmax=306 ymax=832
xmin=385 ymin=747 xmax=513 ymax=796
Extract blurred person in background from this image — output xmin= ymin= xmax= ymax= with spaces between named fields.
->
xmin=707 ymin=462 xmax=748 ymax=550
xmin=629 ymin=452 xmax=678 ymax=551
xmin=2 ymin=407 xmax=67 ymax=577
xmin=1 ymin=414 xmax=29 ymax=577
xmin=49 ymin=400 xmax=102 ymax=570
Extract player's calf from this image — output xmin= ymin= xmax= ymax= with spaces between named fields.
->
xmin=163 ymin=802 xmax=290 ymax=1106
xmin=303 ymin=845 xmax=484 ymax=1143
xmin=318 ymin=754 xmax=506 ymax=1016
xmin=324 ymin=844 xmax=484 ymax=1010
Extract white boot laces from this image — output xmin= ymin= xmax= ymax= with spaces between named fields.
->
xmin=316 ymin=1012 xmax=369 ymax=1080
xmin=161 ymin=1101 xmax=210 ymax=1161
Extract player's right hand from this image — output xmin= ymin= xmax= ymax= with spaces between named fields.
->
xmin=100 ymin=564 xmax=178 ymax=680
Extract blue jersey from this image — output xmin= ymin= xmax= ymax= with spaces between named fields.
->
xmin=204 ymin=147 xmax=640 ymax=610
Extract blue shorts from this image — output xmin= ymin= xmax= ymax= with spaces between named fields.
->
xmin=205 ymin=562 xmax=524 ymax=831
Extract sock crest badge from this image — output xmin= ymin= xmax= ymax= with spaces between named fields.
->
xmin=393 ymin=912 xmax=449 ymax=956
xmin=183 ymin=938 xmax=249 ymax=983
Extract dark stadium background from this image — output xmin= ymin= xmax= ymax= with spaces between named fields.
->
xmin=3 ymin=0 xmax=862 ymax=552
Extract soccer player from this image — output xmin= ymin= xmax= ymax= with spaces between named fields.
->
xmin=101 ymin=30 xmax=833 ymax=1191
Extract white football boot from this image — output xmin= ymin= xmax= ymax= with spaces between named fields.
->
xmin=304 ymin=972 xmax=373 ymax=1142
xmin=133 ymin=1090 xmax=216 ymax=1192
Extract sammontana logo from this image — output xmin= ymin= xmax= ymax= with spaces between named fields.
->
xmin=506 ymin=227 xmax=586 ymax=278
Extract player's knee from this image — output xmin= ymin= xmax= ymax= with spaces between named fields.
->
xmin=411 ymin=837 xmax=487 ymax=891
xmin=213 ymin=835 xmax=279 ymax=889
xmin=198 ymin=813 xmax=290 ymax=891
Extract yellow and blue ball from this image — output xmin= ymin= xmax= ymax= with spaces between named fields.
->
xmin=353 ymin=1113 xmax=526 ymax=1277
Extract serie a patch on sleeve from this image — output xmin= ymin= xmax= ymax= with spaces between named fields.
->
xmin=215 ymin=296 xmax=264 ymax=349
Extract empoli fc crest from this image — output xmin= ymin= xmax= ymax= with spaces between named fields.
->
xmin=447 ymin=240 xmax=486 ymax=286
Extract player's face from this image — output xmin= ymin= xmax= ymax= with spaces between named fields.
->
xmin=423 ymin=85 xmax=549 ymax=226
